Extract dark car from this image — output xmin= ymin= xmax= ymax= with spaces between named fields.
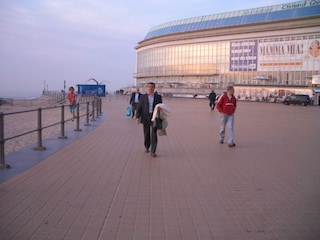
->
xmin=283 ymin=94 xmax=310 ymax=106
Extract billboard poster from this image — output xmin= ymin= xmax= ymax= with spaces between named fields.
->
xmin=229 ymin=40 xmax=258 ymax=71
xmin=77 ymin=84 xmax=106 ymax=97
xmin=312 ymin=75 xmax=320 ymax=85
xmin=257 ymin=35 xmax=320 ymax=71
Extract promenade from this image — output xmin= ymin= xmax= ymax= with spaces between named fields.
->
xmin=0 ymin=96 xmax=319 ymax=240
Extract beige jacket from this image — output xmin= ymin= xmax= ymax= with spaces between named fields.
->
xmin=151 ymin=103 xmax=170 ymax=136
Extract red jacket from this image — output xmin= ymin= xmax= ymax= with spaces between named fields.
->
xmin=216 ymin=93 xmax=237 ymax=115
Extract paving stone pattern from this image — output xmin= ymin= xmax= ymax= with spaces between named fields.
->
xmin=0 ymin=96 xmax=319 ymax=240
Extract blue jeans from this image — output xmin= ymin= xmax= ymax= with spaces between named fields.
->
xmin=219 ymin=114 xmax=234 ymax=144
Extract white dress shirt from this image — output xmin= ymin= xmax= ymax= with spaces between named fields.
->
xmin=134 ymin=93 xmax=139 ymax=103
xmin=148 ymin=94 xmax=154 ymax=113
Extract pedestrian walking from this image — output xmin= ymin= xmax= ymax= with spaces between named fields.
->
xmin=136 ymin=82 xmax=162 ymax=157
xmin=129 ymin=87 xmax=142 ymax=118
xmin=216 ymin=86 xmax=237 ymax=147
xmin=67 ymin=86 xmax=77 ymax=121
xmin=208 ymin=90 xmax=216 ymax=111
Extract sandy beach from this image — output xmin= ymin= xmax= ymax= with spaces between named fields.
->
xmin=0 ymin=95 xmax=89 ymax=155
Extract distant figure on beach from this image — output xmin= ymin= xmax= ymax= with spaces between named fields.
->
xmin=216 ymin=86 xmax=237 ymax=147
xmin=208 ymin=90 xmax=216 ymax=111
xmin=136 ymin=82 xmax=162 ymax=157
xmin=67 ymin=87 xmax=77 ymax=120
xmin=129 ymin=87 xmax=142 ymax=118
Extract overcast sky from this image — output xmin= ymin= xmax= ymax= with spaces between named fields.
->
xmin=0 ymin=0 xmax=295 ymax=97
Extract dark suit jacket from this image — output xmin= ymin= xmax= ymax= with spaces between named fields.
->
xmin=130 ymin=92 xmax=142 ymax=105
xmin=136 ymin=93 xmax=162 ymax=125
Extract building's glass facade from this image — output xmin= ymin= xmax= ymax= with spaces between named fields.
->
xmin=135 ymin=0 xmax=320 ymax=101
xmin=137 ymin=34 xmax=320 ymax=89
xmin=145 ymin=1 xmax=320 ymax=40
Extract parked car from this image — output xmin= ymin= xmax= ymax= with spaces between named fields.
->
xmin=283 ymin=94 xmax=310 ymax=106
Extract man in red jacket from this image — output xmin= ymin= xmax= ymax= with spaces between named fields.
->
xmin=216 ymin=86 xmax=237 ymax=147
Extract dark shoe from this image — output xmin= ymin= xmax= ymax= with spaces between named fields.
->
xmin=151 ymin=153 xmax=157 ymax=157
xmin=145 ymin=149 xmax=150 ymax=153
xmin=228 ymin=143 xmax=236 ymax=147
xmin=219 ymin=139 xmax=224 ymax=144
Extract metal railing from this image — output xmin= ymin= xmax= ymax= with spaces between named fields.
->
xmin=43 ymin=91 xmax=101 ymax=105
xmin=0 ymin=98 xmax=103 ymax=169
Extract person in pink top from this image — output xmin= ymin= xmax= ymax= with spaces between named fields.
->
xmin=216 ymin=86 xmax=237 ymax=147
xmin=67 ymin=86 xmax=77 ymax=120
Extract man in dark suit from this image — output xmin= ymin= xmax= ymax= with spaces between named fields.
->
xmin=136 ymin=82 xmax=162 ymax=157
xmin=129 ymin=87 xmax=142 ymax=118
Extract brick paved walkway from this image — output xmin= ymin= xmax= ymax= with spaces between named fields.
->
xmin=0 ymin=96 xmax=319 ymax=240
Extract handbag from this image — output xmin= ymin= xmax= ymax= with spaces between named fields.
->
xmin=154 ymin=109 xmax=162 ymax=129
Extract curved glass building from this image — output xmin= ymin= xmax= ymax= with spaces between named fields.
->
xmin=135 ymin=0 xmax=320 ymax=102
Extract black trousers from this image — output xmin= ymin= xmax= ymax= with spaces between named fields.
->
xmin=143 ymin=116 xmax=158 ymax=153
xmin=131 ymin=103 xmax=138 ymax=117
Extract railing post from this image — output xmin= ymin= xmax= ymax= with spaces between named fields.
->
xmin=84 ymin=102 xmax=91 ymax=126
xmin=91 ymin=100 xmax=96 ymax=122
xmin=97 ymin=98 xmax=101 ymax=116
xmin=0 ymin=112 xmax=10 ymax=169
xmin=100 ymin=98 xmax=102 ymax=115
xmin=74 ymin=103 xmax=82 ymax=131
xmin=58 ymin=105 xmax=68 ymax=139
xmin=33 ymin=108 xmax=46 ymax=151
xmin=96 ymin=98 xmax=100 ymax=118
